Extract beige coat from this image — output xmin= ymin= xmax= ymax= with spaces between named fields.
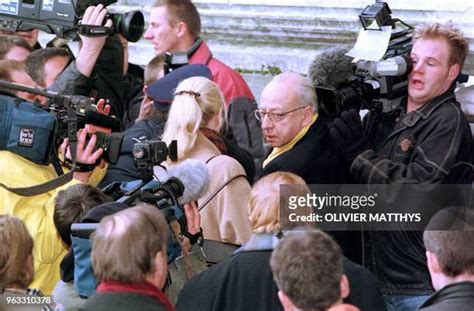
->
xmin=168 ymin=133 xmax=252 ymax=245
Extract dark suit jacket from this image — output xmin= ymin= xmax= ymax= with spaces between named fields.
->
xmin=258 ymin=119 xmax=350 ymax=185
xmin=176 ymin=250 xmax=386 ymax=311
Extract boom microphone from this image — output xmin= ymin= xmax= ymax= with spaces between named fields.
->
xmin=163 ymin=159 xmax=210 ymax=204
xmin=308 ymin=47 xmax=354 ymax=87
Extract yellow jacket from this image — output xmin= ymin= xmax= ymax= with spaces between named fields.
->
xmin=0 ymin=151 xmax=106 ymax=294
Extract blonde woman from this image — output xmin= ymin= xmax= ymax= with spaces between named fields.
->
xmin=162 ymin=76 xmax=252 ymax=246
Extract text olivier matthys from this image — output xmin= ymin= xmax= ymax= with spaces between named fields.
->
xmin=287 ymin=194 xmax=421 ymax=223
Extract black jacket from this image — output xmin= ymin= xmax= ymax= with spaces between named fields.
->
xmin=258 ymin=118 xmax=350 ymax=185
xmin=176 ymin=250 xmax=386 ymax=311
xmin=353 ymin=91 xmax=473 ymax=295
xmin=352 ymin=91 xmax=472 ymax=185
xmin=418 ymin=281 xmax=474 ymax=311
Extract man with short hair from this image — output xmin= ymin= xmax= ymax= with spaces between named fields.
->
xmin=418 ymin=207 xmax=474 ymax=310
xmin=256 ymin=72 xmax=349 ymax=185
xmin=25 ymin=47 xmax=70 ymax=88
xmin=330 ymin=22 xmax=473 ymax=310
xmin=270 ymin=230 xmax=358 ymax=311
xmin=0 ymin=59 xmax=46 ymax=104
xmin=144 ymin=0 xmax=263 ymax=162
xmin=83 ymin=204 xmax=174 ymax=311
xmin=0 ymin=35 xmax=33 ymax=61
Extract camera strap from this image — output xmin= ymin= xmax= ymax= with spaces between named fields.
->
xmin=77 ymin=25 xmax=114 ymax=37
xmin=0 ymin=107 xmax=78 ymax=197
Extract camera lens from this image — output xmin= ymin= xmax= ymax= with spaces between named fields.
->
xmin=110 ymin=11 xmax=145 ymax=43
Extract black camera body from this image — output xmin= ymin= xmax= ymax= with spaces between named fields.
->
xmin=133 ymin=140 xmax=178 ymax=180
xmin=0 ymin=0 xmax=144 ymax=42
xmin=316 ymin=2 xmax=413 ymax=118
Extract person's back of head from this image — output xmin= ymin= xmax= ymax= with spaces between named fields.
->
xmin=0 ymin=215 xmax=35 ymax=289
xmin=144 ymin=54 xmax=166 ymax=85
xmin=248 ymin=171 xmax=311 ymax=235
xmin=0 ymin=35 xmax=33 ymax=61
xmin=54 ymin=184 xmax=111 ymax=247
xmin=25 ymin=47 xmax=70 ymax=88
xmin=270 ymin=230 xmax=350 ymax=311
xmin=424 ymin=206 xmax=474 ymax=291
xmin=153 ymin=0 xmax=201 ymax=40
xmin=161 ymin=76 xmax=226 ymax=159
xmin=91 ymin=204 xmax=169 ymax=289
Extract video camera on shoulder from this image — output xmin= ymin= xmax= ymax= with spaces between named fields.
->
xmin=315 ymin=2 xmax=413 ymax=118
xmin=0 ymin=0 xmax=144 ymax=42
xmin=0 ymin=80 xmax=123 ymax=165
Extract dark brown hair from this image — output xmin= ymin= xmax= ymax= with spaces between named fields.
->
xmin=54 ymin=184 xmax=110 ymax=246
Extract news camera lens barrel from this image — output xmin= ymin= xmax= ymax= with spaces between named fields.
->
xmin=109 ymin=10 xmax=144 ymax=42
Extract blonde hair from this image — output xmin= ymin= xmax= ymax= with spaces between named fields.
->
xmin=161 ymin=76 xmax=226 ymax=160
xmin=0 ymin=215 xmax=34 ymax=288
xmin=248 ymin=172 xmax=310 ymax=234
xmin=413 ymin=22 xmax=469 ymax=67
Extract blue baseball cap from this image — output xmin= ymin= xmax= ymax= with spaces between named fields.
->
xmin=147 ymin=64 xmax=212 ymax=112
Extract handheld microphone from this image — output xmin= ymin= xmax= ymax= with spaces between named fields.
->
xmin=163 ymin=159 xmax=209 ymax=204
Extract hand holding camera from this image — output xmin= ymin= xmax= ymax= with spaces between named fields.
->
xmin=330 ymin=110 xmax=370 ymax=163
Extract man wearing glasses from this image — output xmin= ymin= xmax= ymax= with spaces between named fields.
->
xmin=255 ymin=72 xmax=349 ymax=185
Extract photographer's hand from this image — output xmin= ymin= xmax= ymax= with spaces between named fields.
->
xmin=183 ymin=201 xmax=201 ymax=235
xmin=64 ymin=129 xmax=103 ymax=182
xmin=76 ymin=4 xmax=112 ymax=78
xmin=85 ymin=98 xmax=113 ymax=135
xmin=136 ymin=86 xmax=153 ymax=122
xmin=330 ymin=109 xmax=369 ymax=163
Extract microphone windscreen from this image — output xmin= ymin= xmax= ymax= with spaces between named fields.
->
xmin=308 ymin=47 xmax=354 ymax=87
xmin=165 ymin=159 xmax=210 ymax=204
xmin=84 ymin=110 xmax=122 ymax=132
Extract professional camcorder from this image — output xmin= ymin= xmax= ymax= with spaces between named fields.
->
xmin=0 ymin=0 xmax=144 ymax=42
xmin=315 ymin=2 xmax=414 ymax=117
xmin=133 ymin=139 xmax=178 ymax=181
xmin=0 ymin=80 xmax=123 ymax=166
xmin=49 ymin=95 xmax=123 ymax=164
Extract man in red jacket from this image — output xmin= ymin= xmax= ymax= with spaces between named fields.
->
xmin=144 ymin=0 xmax=263 ymax=164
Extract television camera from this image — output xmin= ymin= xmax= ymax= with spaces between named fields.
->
xmin=0 ymin=79 xmax=123 ymax=165
xmin=315 ymin=2 xmax=414 ymax=118
xmin=0 ymin=0 xmax=144 ymax=42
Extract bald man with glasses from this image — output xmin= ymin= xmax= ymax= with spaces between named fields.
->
xmin=255 ymin=72 xmax=350 ymax=185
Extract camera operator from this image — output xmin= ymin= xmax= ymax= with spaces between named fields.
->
xmin=0 ymin=94 xmax=113 ymax=295
xmin=330 ymin=22 xmax=473 ymax=310
xmin=0 ymin=35 xmax=33 ymax=61
xmin=47 ymin=4 xmax=124 ymax=120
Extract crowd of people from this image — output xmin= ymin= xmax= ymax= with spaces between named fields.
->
xmin=1 ymin=0 xmax=473 ymax=310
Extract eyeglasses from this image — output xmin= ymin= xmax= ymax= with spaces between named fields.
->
xmin=255 ymin=106 xmax=306 ymax=123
